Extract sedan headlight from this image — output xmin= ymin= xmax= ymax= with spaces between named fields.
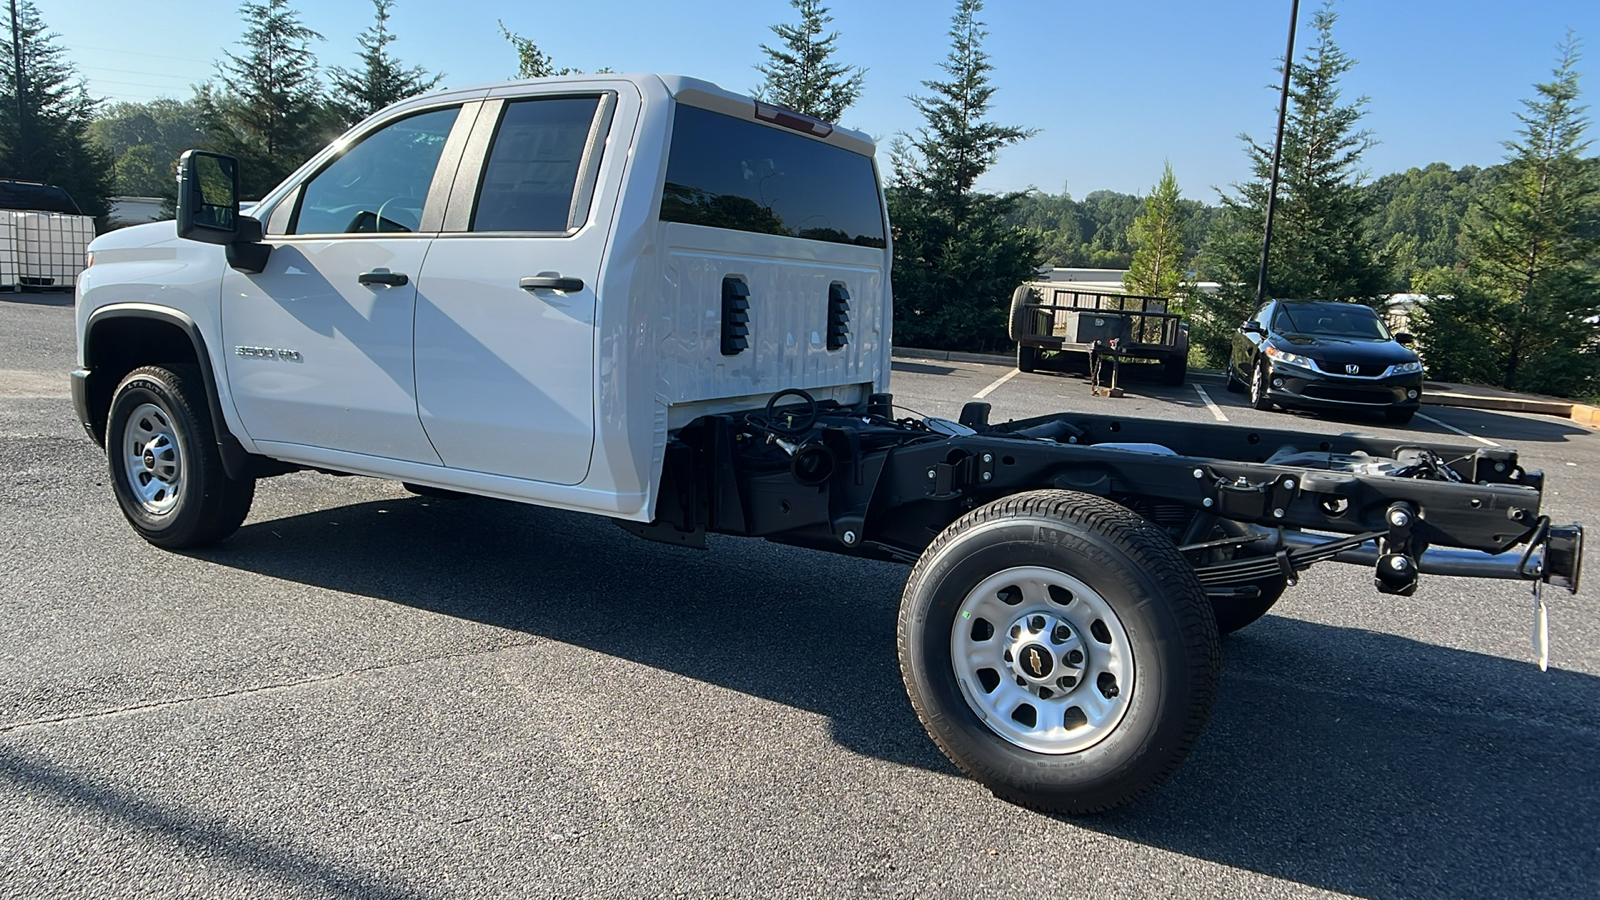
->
xmin=1264 ymin=345 xmax=1313 ymax=368
xmin=1389 ymin=360 xmax=1424 ymax=375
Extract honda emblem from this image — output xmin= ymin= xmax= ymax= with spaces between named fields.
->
xmin=1345 ymin=363 xmax=1360 ymax=375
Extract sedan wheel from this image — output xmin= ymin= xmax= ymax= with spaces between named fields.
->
xmin=1250 ymin=360 xmax=1275 ymax=411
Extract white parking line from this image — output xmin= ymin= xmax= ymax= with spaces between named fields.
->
xmin=1193 ymin=384 xmax=1229 ymax=422
xmin=974 ymin=368 xmax=1021 ymax=399
xmin=1415 ymin=411 xmax=1499 ymax=447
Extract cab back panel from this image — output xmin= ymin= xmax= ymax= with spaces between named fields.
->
xmin=656 ymin=223 xmax=885 ymax=404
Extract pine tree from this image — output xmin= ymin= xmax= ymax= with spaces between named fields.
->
xmin=204 ymin=0 xmax=327 ymax=199
xmin=328 ymin=0 xmax=443 ymax=128
xmin=500 ymin=21 xmax=575 ymax=79
xmin=754 ymin=0 xmax=864 ymax=123
xmin=1192 ymin=3 xmax=1388 ymax=364
xmin=886 ymin=0 xmax=1041 ymax=351
xmin=0 ymin=0 xmax=112 ymax=219
xmin=1123 ymin=162 xmax=1187 ymax=300
xmin=1416 ymin=35 xmax=1600 ymax=397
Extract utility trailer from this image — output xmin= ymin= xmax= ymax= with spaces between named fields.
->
xmin=1009 ymin=283 xmax=1189 ymax=385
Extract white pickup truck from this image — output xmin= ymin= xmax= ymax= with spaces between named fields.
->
xmin=73 ymin=74 xmax=1583 ymax=814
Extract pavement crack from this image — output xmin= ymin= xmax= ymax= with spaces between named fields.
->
xmin=0 ymin=640 xmax=543 ymax=734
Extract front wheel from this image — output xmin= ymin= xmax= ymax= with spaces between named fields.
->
xmin=898 ymin=491 xmax=1221 ymax=814
xmin=107 ymin=365 xmax=255 ymax=549
xmin=1249 ymin=359 xmax=1275 ymax=411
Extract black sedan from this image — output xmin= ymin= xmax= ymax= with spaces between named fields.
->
xmin=1227 ymin=299 xmax=1424 ymax=424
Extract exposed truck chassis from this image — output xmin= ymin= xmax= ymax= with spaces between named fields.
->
xmin=621 ymin=390 xmax=1583 ymax=812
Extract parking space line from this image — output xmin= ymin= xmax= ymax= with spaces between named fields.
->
xmin=974 ymin=368 xmax=1021 ymax=399
xmin=1415 ymin=412 xmax=1499 ymax=447
xmin=1193 ymin=384 xmax=1229 ymax=422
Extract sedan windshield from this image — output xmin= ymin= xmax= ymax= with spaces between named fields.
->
xmin=1273 ymin=303 xmax=1391 ymax=340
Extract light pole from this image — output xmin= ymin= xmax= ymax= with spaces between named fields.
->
xmin=1255 ymin=0 xmax=1301 ymax=308
xmin=8 ymin=0 xmax=24 ymax=175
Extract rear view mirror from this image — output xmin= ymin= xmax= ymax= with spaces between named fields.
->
xmin=176 ymin=150 xmax=241 ymax=244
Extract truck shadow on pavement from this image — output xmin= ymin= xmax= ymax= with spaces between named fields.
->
xmin=201 ymin=494 xmax=1600 ymax=900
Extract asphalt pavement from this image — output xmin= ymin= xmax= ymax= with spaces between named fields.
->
xmin=2 ymin=294 xmax=1597 ymax=899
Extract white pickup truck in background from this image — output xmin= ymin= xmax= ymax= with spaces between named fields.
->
xmin=71 ymin=74 xmax=1584 ymax=815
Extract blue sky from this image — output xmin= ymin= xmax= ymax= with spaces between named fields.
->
xmin=40 ymin=0 xmax=1600 ymax=200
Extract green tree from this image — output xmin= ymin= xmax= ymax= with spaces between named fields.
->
xmin=1415 ymin=36 xmax=1600 ymax=397
xmin=754 ymin=0 xmax=864 ymax=122
xmin=328 ymin=0 xmax=443 ymax=128
xmin=1363 ymin=161 xmax=1492 ymax=286
xmin=887 ymin=0 xmax=1041 ymax=351
xmin=1192 ymin=3 xmax=1388 ymax=364
xmin=89 ymin=98 xmax=208 ymax=202
xmin=204 ymin=0 xmax=328 ymax=199
xmin=0 ymin=0 xmax=112 ymax=219
xmin=500 ymin=20 xmax=575 ymax=79
xmin=1123 ymin=162 xmax=1187 ymax=299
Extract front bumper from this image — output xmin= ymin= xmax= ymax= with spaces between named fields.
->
xmin=1263 ymin=361 xmax=1423 ymax=411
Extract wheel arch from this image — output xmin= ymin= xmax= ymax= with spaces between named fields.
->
xmin=80 ymin=304 xmax=252 ymax=479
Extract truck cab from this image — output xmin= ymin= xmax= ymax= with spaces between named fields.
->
xmin=74 ymin=74 xmax=890 ymax=522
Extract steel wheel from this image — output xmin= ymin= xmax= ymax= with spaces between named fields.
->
xmin=121 ymin=402 xmax=183 ymax=515
xmin=951 ymin=566 xmax=1134 ymax=754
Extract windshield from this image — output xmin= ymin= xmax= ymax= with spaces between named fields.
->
xmin=1273 ymin=303 xmax=1391 ymax=340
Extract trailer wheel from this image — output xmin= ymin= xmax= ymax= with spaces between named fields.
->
xmin=1007 ymin=285 xmax=1036 ymax=342
xmin=1017 ymin=344 xmax=1038 ymax=373
xmin=107 ymin=365 xmax=255 ymax=549
xmin=1161 ymin=353 xmax=1187 ymax=386
xmin=898 ymin=490 xmax=1220 ymax=814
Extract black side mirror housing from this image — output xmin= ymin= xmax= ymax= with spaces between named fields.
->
xmin=176 ymin=149 xmax=270 ymax=273
xmin=1243 ymin=321 xmax=1266 ymax=335
xmin=1394 ymin=332 xmax=1415 ymax=346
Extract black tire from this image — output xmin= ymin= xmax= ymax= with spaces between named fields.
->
xmin=1017 ymin=344 xmax=1038 ymax=373
xmin=106 ymin=365 xmax=255 ymax=549
xmin=1161 ymin=354 xmax=1187 ymax=386
xmin=1209 ymin=579 xmax=1288 ymax=634
xmin=898 ymin=490 xmax=1221 ymax=814
xmin=1249 ymin=359 xmax=1275 ymax=411
xmin=1384 ymin=408 xmax=1416 ymax=425
xmin=1224 ymin=361 xmax=1246 ymax=393
xmin=1007 ymin=285 xmax=1037 ymax=342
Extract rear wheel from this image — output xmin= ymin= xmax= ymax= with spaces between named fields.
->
xmin=1017 ymin=344 xmax=1038 ymax=373
xmin=1007 ymin=285 xmax=1037 ymax=342
xmin=898 ymin=490 xmax=1220 ymax=814
xmin=1224 ymin=360 xmax=1246 ymax=393
xmin=107 ymin=365 xmax=255 ymax=549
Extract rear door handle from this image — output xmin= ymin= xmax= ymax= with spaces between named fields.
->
xmin=519 ymin=275 xmax=585 ymax=292
xmin=358 ymin=269 xmax=408 ymax=287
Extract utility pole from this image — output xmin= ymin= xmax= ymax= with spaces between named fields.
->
xmin=1255 ymin=0 xmax=1300 ymax=307
xmin=8 ymin=0 xmax=25 ymax=175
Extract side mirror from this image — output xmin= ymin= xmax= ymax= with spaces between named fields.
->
xmin=177 ymin=150 xmax=242 ymax=244
xmin=1243 ymin=320 xmax=1266 ymax=335
xmin=1394 ymin=332 xmax=1415 ymax=346
xmin=176 ymin=149 xmax=270 ymax=273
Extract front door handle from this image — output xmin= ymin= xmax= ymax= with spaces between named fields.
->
xmin=358 ymin=269 xmax=408 ymax=287
xmin=520 ymin=275 xmax=585 ymax=293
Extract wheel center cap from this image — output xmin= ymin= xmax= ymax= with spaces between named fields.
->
xmin=143 ymin=450 xmax=156 ymax=469
xmin=1019 ymin=643 xmax=1054 ymax=679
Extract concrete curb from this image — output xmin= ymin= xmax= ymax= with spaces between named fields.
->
xmin=890 ymin=346 xmax=1598 ymax=425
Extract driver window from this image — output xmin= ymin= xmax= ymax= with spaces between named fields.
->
xmin=290 ymin=106 xmax=460 ymax=235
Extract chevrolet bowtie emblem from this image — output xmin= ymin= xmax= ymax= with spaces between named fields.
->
xmin=1028 ymin=648 xmax=1043 ymax=676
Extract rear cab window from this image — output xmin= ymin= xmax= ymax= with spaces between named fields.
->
xmin=659 ymin=104 xmax=884 ymax=248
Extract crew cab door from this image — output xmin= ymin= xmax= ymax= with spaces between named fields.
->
xmin=221 ymin=104 xmax=474 ymax=463
xmin=413 ymin=87 xmax=633 ymax=485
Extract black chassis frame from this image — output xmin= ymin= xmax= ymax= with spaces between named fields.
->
xmin=626 ymin=400 xmax=1572 ymax=595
